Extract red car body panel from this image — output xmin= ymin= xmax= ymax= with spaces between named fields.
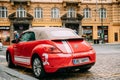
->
xmin=6 ymin=27 xmax=96 ymax=73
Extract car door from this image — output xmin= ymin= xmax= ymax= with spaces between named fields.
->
xmin=14 ymin=32 xmax=35 ymax=66
xmin=21 ymin=32 xmax=36 ymax=66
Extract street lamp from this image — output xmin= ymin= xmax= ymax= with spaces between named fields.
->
xmin=101 ymin=15 xmax=104 ymax=43
xmin=101 ymin=1 xmax=104 ymax=43
xmin=95 ymin=0 xmax=104 ymax=44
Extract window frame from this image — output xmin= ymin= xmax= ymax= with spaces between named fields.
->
xmin=34 ymin=7 xmax=43 ymax=18
xmin=17 ymin=7 xmax=26 ymax=18
xmin=0 ymin=6 xmax=7 ymax=18
xmin=51 ymin=7 xmax=60 ymax=19
xmin=99 ymin=8 xmax=106 ymax=19
xmin=67 ymin=7 xmax=76 ymax=18
xmin=83 ymin=8 xmax=91 ymax=18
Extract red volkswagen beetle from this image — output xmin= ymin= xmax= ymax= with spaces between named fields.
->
xmin=6 ymin=27 xmax=96 ymax=78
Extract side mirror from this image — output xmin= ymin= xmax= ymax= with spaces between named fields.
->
xmin=11 ymin=40 xmax=17 ymax=43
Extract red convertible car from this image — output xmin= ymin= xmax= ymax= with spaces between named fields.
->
xmin=6 ymin=27 xmax=96 ymax=78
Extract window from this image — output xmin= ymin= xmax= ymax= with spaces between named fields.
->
xmin=17 ymin=7 xmax=26 ymax=17
xmin=114 ymin=33 xmax=118 ymax=41
xmin=51 ymin=8 xmax=59 ymax=18
xmin=82 ymin=26 xmax=93 ymax=41
xmin=0 ymin=6 xmax=7 ymax=18
xmin=20 ymin=32 xmax=35 ymax=42
xmin=99 ymin=8 xmax=106 ymax=18
xmin=83 ymin=8 xmax=91 ymax=18
xmin=34 ymin=7 xmax=43 ymax=18
xmin=68 ymin=7 xmax=76 ymax=18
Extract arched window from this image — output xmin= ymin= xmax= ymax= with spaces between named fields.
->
xmin=68 ymin=7 xmax=76 ymax=18
xmin=99 ymin=8 xmax=106 ymax=18
xmin=0 ymin=6 xmax=7 ymax=18
xmin=34 ymin=7 xmax=43 ymax=18
xmin=17 ymin=7 xmax=26 ymax=17
xmin=83 ymin=8 xmax=91 ymax=18
xmin=51 ymin=8 xmax=59 ymax=18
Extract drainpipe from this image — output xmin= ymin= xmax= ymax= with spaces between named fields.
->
xmin=79 ymin=22 xmax=82 ymax=37
xmin=10 ymin=23 xmax=14 ymax=44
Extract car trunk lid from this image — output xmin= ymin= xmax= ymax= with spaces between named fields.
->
xmin=52 ymin=38 xmax=91 ymax=53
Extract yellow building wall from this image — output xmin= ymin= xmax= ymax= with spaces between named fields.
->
xmin=0 ymin=1 xmax=120 ymax=44
xmin=109 ymin=26 xmax=120 ymax=43
xmin=0 ymin=19 xmax=10 ymax=26
xmin=31 ymin=3 xmax=63 ymax=27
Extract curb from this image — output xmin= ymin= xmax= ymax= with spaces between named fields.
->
xmin=0 ymin=65 xmax=38 ymax=80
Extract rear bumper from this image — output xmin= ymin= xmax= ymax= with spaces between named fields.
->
xmin=43 ymin=52 xmax=96 ymax=73
xmin=56 ymin=62 xmax=95 ymax=72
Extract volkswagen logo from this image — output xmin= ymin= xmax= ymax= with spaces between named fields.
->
xmin=74 ymin=44 xmax=79 ymax=49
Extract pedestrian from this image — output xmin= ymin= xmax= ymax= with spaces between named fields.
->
xmin=14 ymin=31 xmax=19 ymax=39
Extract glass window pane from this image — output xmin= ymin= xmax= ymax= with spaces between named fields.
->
xmin=84 ymin=8 xmax=91 ymax=18
xmin=68 ymin=7 xmax=76 ymax=18
xmin=0 ymin=7 xmax=7 ymax=18
xmin=51 ymin=8 xmax=59 ymax=18
xmin=99 ymin=8 xmax=106 ymax=18
xmin=35 ymin=7 xmax=43 ymax=18
xmin=17 ymin=7 xmax=26 ymax=17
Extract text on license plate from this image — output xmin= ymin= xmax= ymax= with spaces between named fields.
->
xmin=73 ymin=57 xmax=89 ymax=65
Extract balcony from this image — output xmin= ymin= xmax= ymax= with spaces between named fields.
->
xmin=63 ymin=0 xmax=81 ymax=8
xmin=10 ymin=0 xmax=31 ymax=6
xmin=61 ymin=13 xmax=83 ymax=23
xmin=8 ymin=12 xmax=33 ymax=23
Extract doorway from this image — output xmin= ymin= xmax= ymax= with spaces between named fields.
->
xmin=13 ymin=23 xmax=29 ymax=34
xmin=82 ymin=26 xmax=93 ymax=42
xmin=98 ymin=26 xmax=108 ymax=43
xmin=65 ymin=23 xmax=79 ymax=34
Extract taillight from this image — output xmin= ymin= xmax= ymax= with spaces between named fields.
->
xmin=43 ymin=45 xmax=61 ymax=53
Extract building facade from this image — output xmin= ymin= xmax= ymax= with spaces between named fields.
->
xmin=0 ymin=0 xmax=120 ymax=45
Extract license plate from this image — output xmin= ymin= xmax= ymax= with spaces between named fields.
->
xmin=73 ymin=57 xmax=89 ymax=65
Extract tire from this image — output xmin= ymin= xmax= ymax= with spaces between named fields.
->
xmin=6 ymin=52 xmax=15 ymax=68
xmin=32 ymin=56 xmax=45 ymax=78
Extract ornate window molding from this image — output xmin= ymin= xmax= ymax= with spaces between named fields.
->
xmin=34 ymin=7 xmax=43 ymax=18
xmin=67 ymin=7 xmax=76 ymax=18
xmin=83 ymin=8 xmax=91 ymax=18
xmin=99 ymin=8 xmax=106 ymax=18
xmin=17 ymin=7 xmax=26 ymax=18
xmin=0 ymin=6 xmax=7 ymax=18
xmin=51 ymin=7 xmax=60 ymax=19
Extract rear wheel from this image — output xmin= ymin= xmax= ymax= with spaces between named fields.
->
xmin=6 ymin=52 xmax=15 ymax=68
xmin=32 ymin=56 xmax=45 ymax=78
